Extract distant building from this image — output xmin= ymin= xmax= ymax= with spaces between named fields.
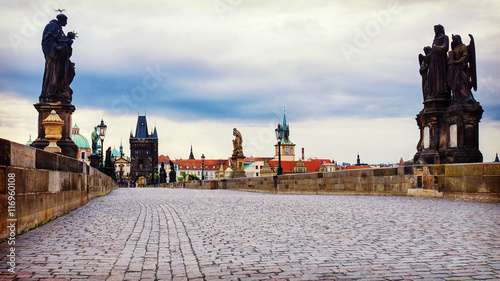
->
xmin=114 ymin=140 xmax=131 ymax=186
xmin=71 ymin=124 xmax=91 ymax=163
xmin=243 ymin=157 xmax=274 ymax=177
xmin=129 ymin=113 xmax=158 ymax=185
xmin=25 ymin=135 xmax=33 ymax=146
xmin=275 ymin=109 xmax=296 ymax=162
xmin=261 ymin=158 xmax=334 ymax=176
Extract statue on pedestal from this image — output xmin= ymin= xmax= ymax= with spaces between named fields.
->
xmin=169 ymin=160 xmax=177 ymax=183
xmin=232 ymin=128 xmax=243 ymax=157
xmin=414 ymin=25 xmax=482 ymax=164
xmin=40 ymin=14 xmax=77 ymax=104
xmin=31 ymin=14 xmax=78 ymax=158
xmin=230 ymin=128 xmax=245 ymax=178
xmin=159 ymin=162 xmax=167 ymax=184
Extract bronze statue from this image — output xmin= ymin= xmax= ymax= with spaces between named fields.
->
xmin=418 ymin=46 xmax=432 ymax=100
xmin=232 ymin=128 xmax=243 ymax=157
xmin=448 ymin=34 xmax=477 ymax=101
xmin=91 ymin=126 xmax=99 ymax=155
xmin=169 ymin=160 xmax=176 ymax=183
xmin=427 ymin=24 xmax=449 ymax=98
xmin=40 ymin=14 xmax=77 ymax=104
xmin=159 ymin=162 xmax=167 ymax=183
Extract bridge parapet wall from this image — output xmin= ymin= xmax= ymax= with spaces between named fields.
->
xmin=0 ymin=138 xmax=116 ymax=241
xmin=167 ymin=164 xmax=499 ymax=202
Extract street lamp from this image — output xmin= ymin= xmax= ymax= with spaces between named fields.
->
xmin=275 ymin=123 xmax=283 ymax=175
xmin=97 ymin=119 xmax=107 ymax=169
xmin=201 ymin=154 xmax=206 ymax=181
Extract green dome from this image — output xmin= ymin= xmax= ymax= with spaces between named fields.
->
xmin=112 ymin=147 xmax=120 ymax=157
xmin=26 ymin=138 xmax=33 ymax=146
xmin=71 ymin=133 xmax=90 ymax=149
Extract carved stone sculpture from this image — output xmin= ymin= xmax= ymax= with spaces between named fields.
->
xmin=414 ymin=25 xmax=482 ymax=164
xmin=427 ymin=24 xmax=450 ymax=99
xmin=448 ymin=34 xmax=476 ymax=101
xmin=232 ymin=128 xmax=243 ymax=157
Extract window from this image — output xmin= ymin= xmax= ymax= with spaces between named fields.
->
xmin=81 ymin=151 xmax=86 ymax=160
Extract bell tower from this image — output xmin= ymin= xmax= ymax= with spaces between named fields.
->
xmin=274 ymin=108 xmax=295 ymax=161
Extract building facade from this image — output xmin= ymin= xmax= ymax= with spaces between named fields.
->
xmin=129 ymin=114 xmax=158 ymax=184
xmin=71 ymin=124 xmax=91 ymax=163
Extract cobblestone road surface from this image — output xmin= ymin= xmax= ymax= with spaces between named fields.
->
xmin=1 ymin=188 xmax=500 ymax=280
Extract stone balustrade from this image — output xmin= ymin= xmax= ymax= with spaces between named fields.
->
xmin=167 ymin=164 xmax=500 ymax=202
xmin=0 ymin=138 xmax=116 ymax=241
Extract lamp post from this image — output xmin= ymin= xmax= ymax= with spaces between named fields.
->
xmin=201 ymin=154 xmax=206 ymax=181
xmin=275 ymin=124 xmax=283 ymax=175
xmin=97 ymin=119 xmax=107 ymax=169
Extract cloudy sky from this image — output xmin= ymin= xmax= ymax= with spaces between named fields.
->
xmin=1 ymin=0 xmax=499 ymax=164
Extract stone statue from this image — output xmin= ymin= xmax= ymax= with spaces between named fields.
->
xmin=418 ymin=46 xmax=432 ymax=100
xmin=159 ymin=162 xmax=167 ymax=183
xmin=427 ymin=24 xmax=449 ymax=98
xmin=169 ymin=160 xmax=177 ymax=183
xmin=448 ymin=34 xmax=477 ymax=101
xmin=232 ymin=128 xmax=243 ymax=157
xmin=91 ymin=126 xmax=99 ymax=155
xmin=40 ymin=14 xmax=77 ymax=104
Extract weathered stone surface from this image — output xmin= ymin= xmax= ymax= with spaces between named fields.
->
xmin=483 ymin=163 xmax=500 ymax=175
xmin=0 ymin=139 xmax=11 ymax=166
xmin=478 ymin=176 xmax=500 ymax=193
xmin=445 ymin=177 xmax=480 ymax=193
xmin=36 ymin=148 xmax=58 ymax=170
xmin=373 ymin=167 xmax=397 ymax=176
xmin=445 ymin=163 xmax=483 ymax=177
xmin=10 ymin=142 xmax=36 ymax=169
xmin=26 ymin=168 xmax=49 ymax=193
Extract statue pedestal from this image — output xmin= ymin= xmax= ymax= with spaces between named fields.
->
xmin=414 ymin=98 xmax=483 ymax=164
xmin=230 ymin=154 xmax=246 ymax=178
xmin=443 ymin=100 xmax=483 ymax=163
xmin=88 ymin=154 xmax=101 ymax=169
xmin=31 ymin=103 xmax=78 ymax=158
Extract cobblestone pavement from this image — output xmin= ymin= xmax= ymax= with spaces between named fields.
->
xmin=1 ymin=188 xmax=500 ymax=280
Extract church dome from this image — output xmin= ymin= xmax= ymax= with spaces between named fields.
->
xmin=71 ymin=124 xmax=90 ymax=149
xmin=112 ymin=147 xmax=120 ymax=157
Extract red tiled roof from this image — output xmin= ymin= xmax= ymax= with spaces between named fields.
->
xmin=244 ymin=157 xmax=274 ymax=162
xmin=309 ymin=159 xmax=332 ymax=164
xmin=158 ymin=154 xmax=170 ymax=163
xmin=173 ymin=159 xmax=229 ymax=170
xmin=342 ymin=166 xmax=372 ymax=170
xmin=268 ymin=160 xmax=297 ymax=173
xmin=303 ymin=161 xmax=323 ymax=172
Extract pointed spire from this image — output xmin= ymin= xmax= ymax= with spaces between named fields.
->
xmin=120 ymin=138 xmax=123 ymax=157
xmin=189 ymin=144 xmax=195 ymax=160
xmin=495 ymin=153 xmax=499 ymax=163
